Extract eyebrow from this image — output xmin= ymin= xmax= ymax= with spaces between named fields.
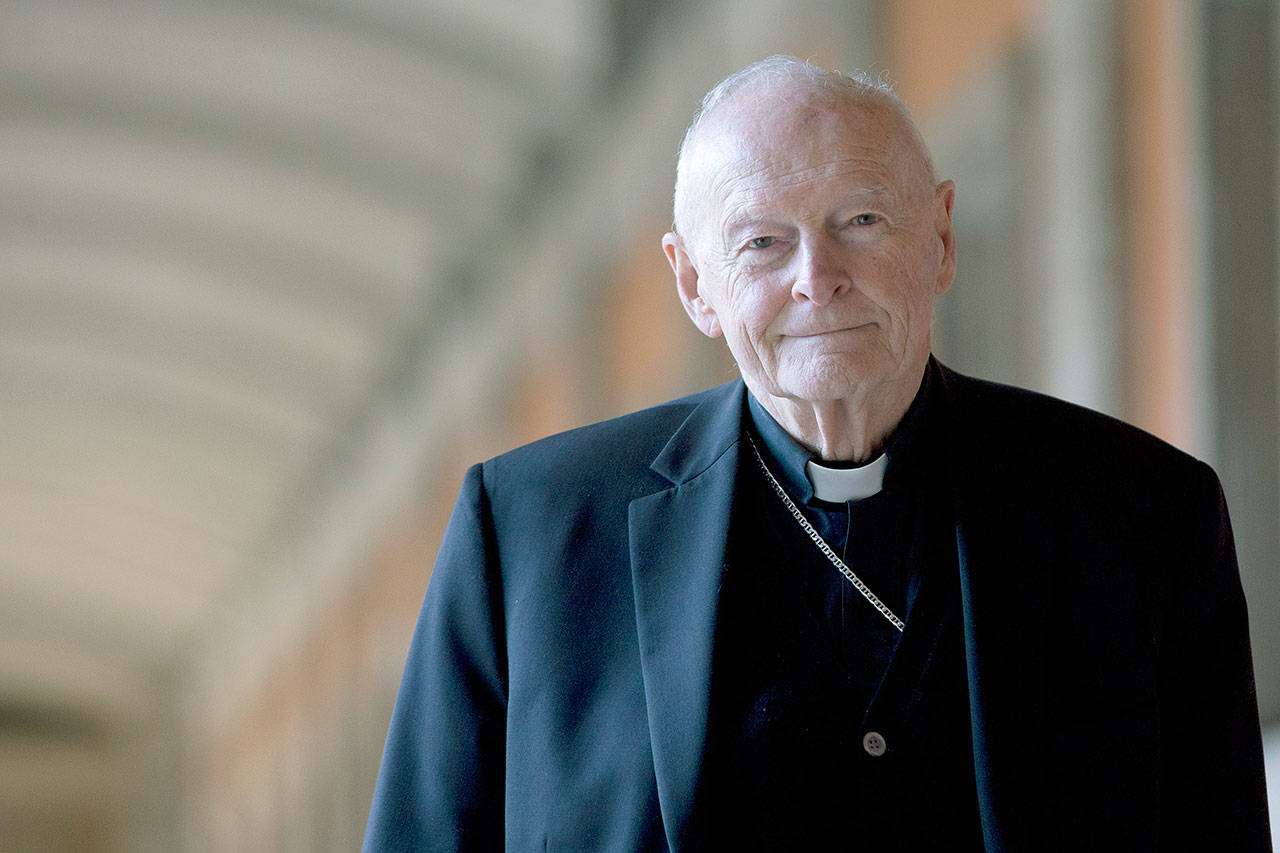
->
xmin=723 ymin=216 xmax=788 ymax=237
xmin=851 ymin=184 xmax=895 ymax=200
xmin=722 ymin=187 xmax=900 ymax=237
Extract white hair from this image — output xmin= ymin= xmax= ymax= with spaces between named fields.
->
xmin=671 ymin=55 xmax=931 ymax=234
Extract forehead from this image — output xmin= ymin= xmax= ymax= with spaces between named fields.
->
xmin=688 ymin=89 xmax=922 ymax=224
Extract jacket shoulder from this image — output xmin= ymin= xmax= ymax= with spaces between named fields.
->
xmin=938 ymin=365 xmax=1213 ymax=486
xmin=479 ymin=380 xmax=739 ymax=499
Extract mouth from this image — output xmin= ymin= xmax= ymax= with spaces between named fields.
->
xmin=787 ymin=322 xmax=874 ymax=339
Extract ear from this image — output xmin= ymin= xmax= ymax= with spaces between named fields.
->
xmin=932 ymin=180 xmax=957 ymax=295
xmin=662 ymin=231 xmax=722 ymax=339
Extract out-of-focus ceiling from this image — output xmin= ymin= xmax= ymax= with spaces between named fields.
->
xmin=0 ymin=0 xmax=607 ymax=734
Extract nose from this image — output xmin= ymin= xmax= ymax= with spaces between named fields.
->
xmin=790 ymin=235 xmax=850 ymax=306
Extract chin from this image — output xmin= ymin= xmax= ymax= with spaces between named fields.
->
xmin=779 ymin=341 xmax=923 ymax=401
xmin=777 ymin=359 xmax=870 ymax=403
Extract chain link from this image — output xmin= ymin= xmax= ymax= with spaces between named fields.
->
xmin=745 ymin=434 xmax=905 ymax=633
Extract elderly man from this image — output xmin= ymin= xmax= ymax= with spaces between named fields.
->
xmin=365 ymin=56 xmax=1270 ymax=850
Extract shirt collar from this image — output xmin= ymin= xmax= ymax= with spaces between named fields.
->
xmin=745 ymin=359 xmax=936 ymax=506
xmin=806 ymin=455 xmax=888 ymax=502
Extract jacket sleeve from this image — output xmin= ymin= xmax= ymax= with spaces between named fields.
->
xmin=364 ymin=463 xmax=507 ymax=851
xmin=1159 ymin=461 xmax=1271 ymax=848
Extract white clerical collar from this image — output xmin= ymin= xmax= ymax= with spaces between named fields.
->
xmin=805 ymin=454 xmax=888 ymax=502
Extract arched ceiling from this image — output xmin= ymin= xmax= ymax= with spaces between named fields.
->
xmin=0 ymin=0 xmax=608 ymax=732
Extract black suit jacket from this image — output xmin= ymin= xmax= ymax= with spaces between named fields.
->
xmin=364 ymin=362 xmax=1270 ymax=851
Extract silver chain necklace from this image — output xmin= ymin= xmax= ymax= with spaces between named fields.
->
xmin=745 ymin=433 xmax=906 ymax=633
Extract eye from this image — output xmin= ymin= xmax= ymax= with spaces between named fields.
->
xmin=851 ymin=213 xmax=880 ymax=226
xmin=746 ymin=236 xmax=776 ymax=250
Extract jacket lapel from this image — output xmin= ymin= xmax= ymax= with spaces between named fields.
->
xmin=628 ymin=380 xmax=745 ymax=851
xmin=936 ymin=364 xmax=1051 ymax=852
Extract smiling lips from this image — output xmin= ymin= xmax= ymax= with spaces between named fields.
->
xmin=784 ymin=322 xmax=874 ymax=338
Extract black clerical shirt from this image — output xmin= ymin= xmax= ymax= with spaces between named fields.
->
xmin=705 ymin=364 xmax=984 ymax=848
xmin=745 ymin=364 xmax=937 ymax=648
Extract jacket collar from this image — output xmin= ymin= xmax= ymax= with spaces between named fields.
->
xmin=649 ymin=379 xmax=746 ymax=485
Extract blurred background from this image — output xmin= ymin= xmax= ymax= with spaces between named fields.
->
xmin=2 ymin=0 xmax=1278 ymax=849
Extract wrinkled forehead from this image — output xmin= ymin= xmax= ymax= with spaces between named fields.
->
xmin=679 ymin=87 xmax=930 ymax=234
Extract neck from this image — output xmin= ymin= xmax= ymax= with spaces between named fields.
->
xmin=752 ymin=366 xmax=926 ymax=464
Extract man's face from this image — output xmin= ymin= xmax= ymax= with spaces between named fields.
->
xmin=665 ymin=88 xmax=955 ymax=408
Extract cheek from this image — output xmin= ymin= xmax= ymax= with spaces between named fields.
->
xmin=892 ymin=271 xmax=939 ymax=349
xmin=873 ymin=248 xmax=935 ymax=321
xmin=726 ymin=271 xmax=790 ymax=332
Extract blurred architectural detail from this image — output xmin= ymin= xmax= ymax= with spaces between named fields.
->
xmin=1200 ymin=0 xmax=1280 ymax=727
xmin=0 ymin=0 xmax=1276 ymax=849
